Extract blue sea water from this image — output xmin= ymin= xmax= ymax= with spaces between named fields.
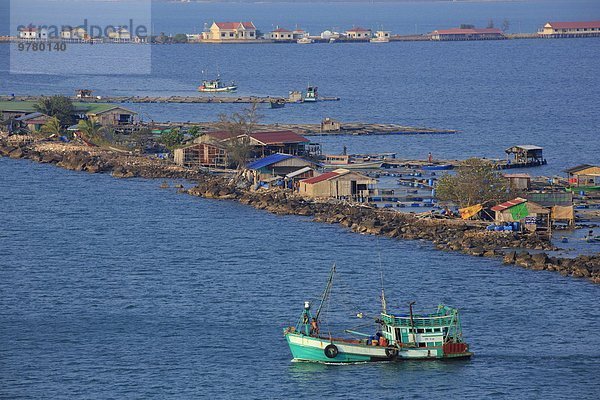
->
xmin=1 ymin=2 xmax=600 ymax=397
xmin=1 ymin=157 xmax=599 ymax=399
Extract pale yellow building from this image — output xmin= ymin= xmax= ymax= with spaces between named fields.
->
xmin=203 ymin=22 xmax=257 ymax=41
xmin=299 ymin=168 xmax=376 ymax=200
xmin=539 ymin=21 xmax=600 ymax=37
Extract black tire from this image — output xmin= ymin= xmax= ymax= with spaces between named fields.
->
xmin=324 ymin=344 xmax=338 ymax=359
xmin=385 ymin=347 xmax=398 ymax=359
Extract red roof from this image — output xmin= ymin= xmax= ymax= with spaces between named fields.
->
xmin=249 ymin=131 xmax=309 ymax=145
xmin=20 ymin=26 xmax=38 ymax=32
xmin=491 ymin=197 xmax=527 ymax=212
xmin=272 ymin=28 xmax=292 ymax=33
xmin=434 ymin=28 xmax=503 ymax=35
xmin=301 ymin=171 xmax=339 ymax=185
xmin=547 ymin=21 xmax=600 ymax=29
xmin=214 ymin=22 xmax=256 ymax=30
xmin=347 ymin=27 xmax=371 ymax=32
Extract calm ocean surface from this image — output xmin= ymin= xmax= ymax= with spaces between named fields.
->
xmin=1 ymin=1 xmax=600 ymax=398
xmin=1 ymin=157 xmax=600 ymax=399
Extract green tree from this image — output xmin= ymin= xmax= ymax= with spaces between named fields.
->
xmin=34 ymin=96 xmax=75 ymax=126
xmin=216 ymin=103 xmax=261 ymax=169
xmin=41 ymin=117 xmax=62 ymax=137
xmin=436 ymin=158 xmax=512 ymax=208
xmin=172 ymin=33 xmax=188 ymax=43
xmin=77 ymin=119 xmax=107 ymax=145
xmin=159 ymin=128 xmax=184 ymax=150
xmin=188 ymin=125 xmax=202 ymax=139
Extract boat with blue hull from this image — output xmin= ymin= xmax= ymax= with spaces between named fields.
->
xmin=284 ymin=265 xmax=472 ymax=363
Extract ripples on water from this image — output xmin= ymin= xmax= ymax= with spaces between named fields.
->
xmin=1 ymin=158 xmax=599 ymax=399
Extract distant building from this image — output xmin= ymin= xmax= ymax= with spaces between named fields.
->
xmin=246 ymin=153 xmax=318 ymax=180
xmin=270 ymin=27 xmax=293 ymax=41
xmin=565 ymin=164 xmax=600 ymax=189
xmin=539 ymin=21 xmax=600 ymax=37
xmin=320 ymin=118 xmax=341 ymax=132
xmin=299 ymin=168 xmax=377 ymax=200
xmin=87 ymin=106 xmax=138 ymax=126
xmin=292 ymin=29 xmax=308 ymax=40
xmin=15 ymin=112 xmax=50 ymax=132
xmin=61 ymin=27 xmax=88 ymax=41
xmin=430 ymin=28 xmax=505 ymax=41
xmin=504 ymin=173 xmax=531 ymax=191
xmin=198 ymin=130 xmax=310 ymax=158
xmin=491 ymin=197 xmax=551 ymax=233
xmin=505 ymin=145 xmax=544 ymax=165
xmin=108 ymin=27 xmax=131 ymax=42
xmin=174 ymin=142 xmax=228 ymax=168
xmin=345 ymin=27 xmax=372 ymax=39
xmin=203 ymin=22 xmax=257 ymax=41
xmin=19 ymin=26 xmax=39 ymax=40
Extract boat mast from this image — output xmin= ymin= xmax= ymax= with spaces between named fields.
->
xmin=315 ymin=263 xmax=336 ymax=321
xmin=380 ymin=270 xmax=387 ymax=314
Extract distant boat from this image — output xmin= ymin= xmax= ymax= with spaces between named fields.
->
xmin=370 ymin=37 xmax=389 ymax=43
xmin=323 ymin=161 xmax=383 ymax=169
xmin=422 ymin=164 xmax=454 ymax=171
xmin=297 ymin=37 xmax=314 ymax=44
xmin=283 ymin=264 xmax=473 ymax=363
xmin=198 ymin=77 xmax=237 ymax=93
xmin=304 ymin=86 xmax=318 ymax=102
xmin=269 ymin=98 xmax=286 ymax=109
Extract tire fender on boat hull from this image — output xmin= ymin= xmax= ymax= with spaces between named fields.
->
xmin=385 ymin=347 xmax=398 ymax=359
xmin=324 ymin=344 xmax=338 ymax=359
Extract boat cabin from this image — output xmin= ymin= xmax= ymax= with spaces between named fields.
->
xmin=505 ymin=145 xmax=545 ymax=165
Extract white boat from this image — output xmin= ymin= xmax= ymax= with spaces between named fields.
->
xmin=198 ymin=77 xmax=237 ymax=93
xmin=370 ymin=37 xmax=390 ymax=43
xmin=297 ymin=37 xmax=314 ymax=44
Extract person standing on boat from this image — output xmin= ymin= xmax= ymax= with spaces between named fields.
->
xmin=310 ymin=318 xmax=319 ymax=336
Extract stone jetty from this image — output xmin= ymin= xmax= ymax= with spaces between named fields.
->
xmin=2 ymin=137 xmax=599 ymax=284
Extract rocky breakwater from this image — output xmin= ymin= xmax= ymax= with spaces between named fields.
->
xmin=0 ymin=139 xmax=205 ymax=180
xmin=186 ymin=180 xmax=600 ymax=284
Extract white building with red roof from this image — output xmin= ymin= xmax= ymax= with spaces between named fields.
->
xmin=539 ymin=21 xmax=600 ymax=37
xmin=270 ymin=27 xmax=293 ymax=41
xmin=345 ymin=27 xmax=372 ymax=39
xmin=203 ymin=21 xmax=257 ymax=41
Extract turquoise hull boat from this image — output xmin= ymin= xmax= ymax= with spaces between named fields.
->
xmin=284 ymin=265 xmax=473 ymax=363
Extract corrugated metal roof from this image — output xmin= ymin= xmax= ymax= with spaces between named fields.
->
xmin=15 ymin=112 xmax=44 ymax=121
xmin=564 ymin=164 xmax=594 ymax=174
xmin=506 ymin=145 xmax=543 ymax=151
xmin=301 ymin=171 xmax=339 ymax=184
xmin=246 ymin=153 xmax=294 ymax=170
xmin=249 ymin=131 xmax=309 ymax=145
xmin=491 ymin=197 xmax=527 ymax=212
xmin=286 ymin=166 xmax=313 ymax=178
xmin=547 ymin=21 xmax=600 ymax=29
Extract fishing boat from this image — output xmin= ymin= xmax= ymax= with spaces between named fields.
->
xmin=198 ymin=77 xmax=237 ymax=93
xmin=284 ymin=265 xmax=473 ymax=363
xmin=322 ymin=161 xmax=383 ymax=170
xmin=304 ymin=86 xmax=318 ymax=102
xmin=269 ymin=98 xmax=286 ymax=109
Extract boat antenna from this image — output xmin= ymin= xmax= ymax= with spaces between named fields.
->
xmin=315 ymin=263 xmax=336 ymax=321
xmin=377 ymin=238 xmax=387 ymax=314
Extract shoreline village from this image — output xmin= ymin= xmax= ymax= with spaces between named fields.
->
xmin=2 ymin=94 xmax=599 ymax=284
xmin=2 ymin=20 xmax=599 ymax=44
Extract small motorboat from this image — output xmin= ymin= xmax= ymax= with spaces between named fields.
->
xmin=269 ymin=98 xmax=286 ymax=109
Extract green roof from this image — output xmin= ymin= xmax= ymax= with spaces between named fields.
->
xmin=0 ymin=101 xmax=124 ymax=114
